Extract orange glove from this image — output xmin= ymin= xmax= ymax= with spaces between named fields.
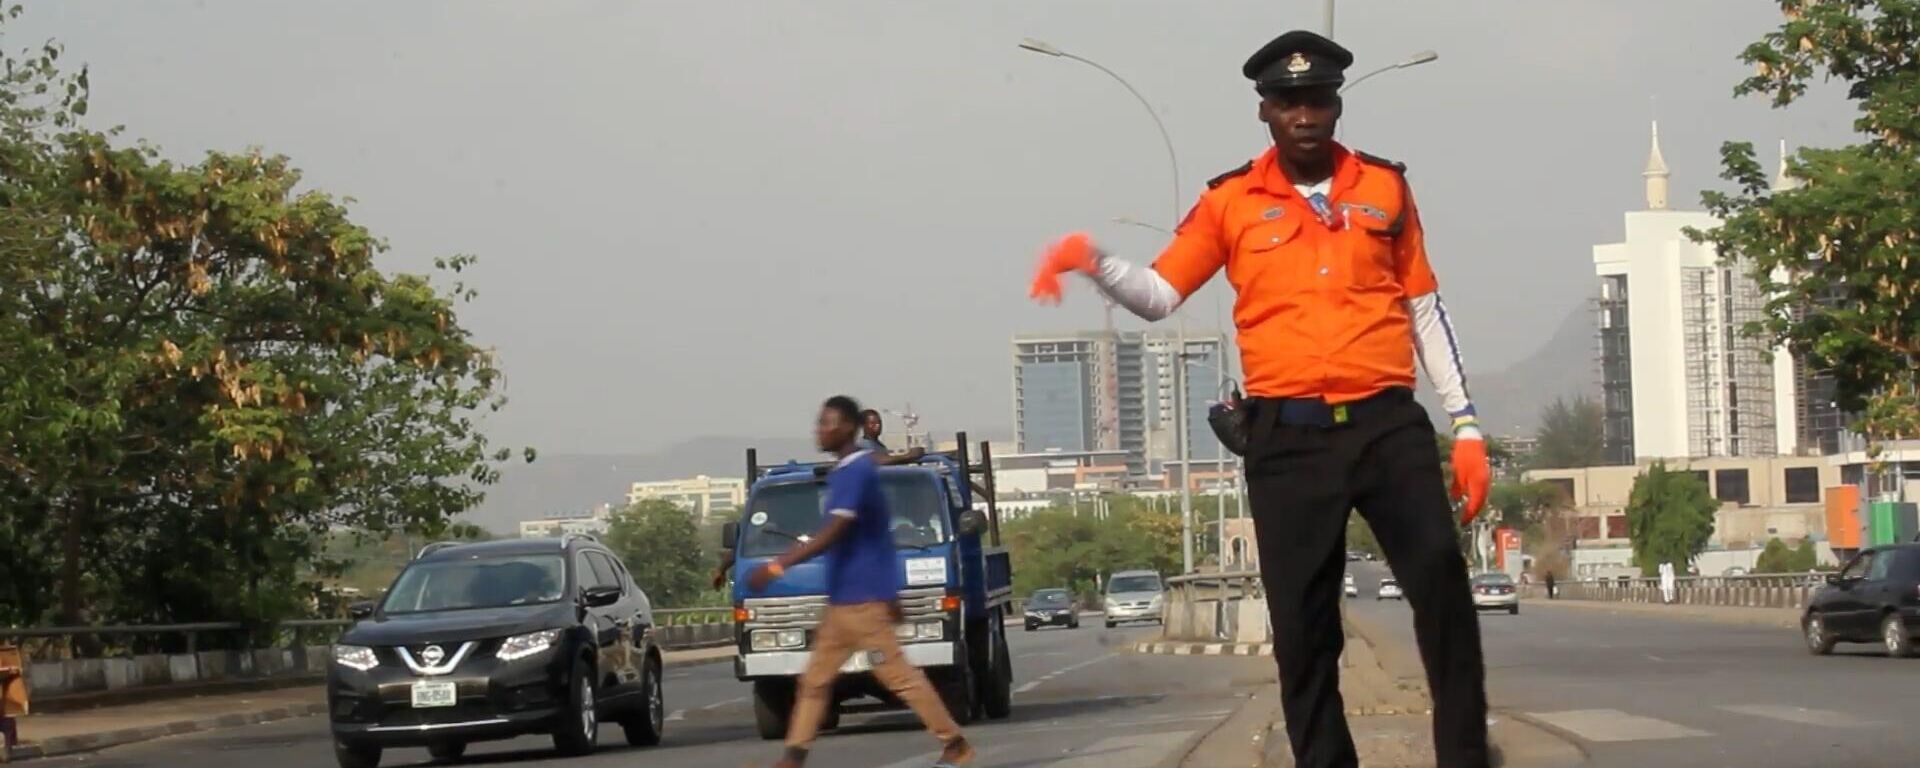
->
xmin=1027 ymin=232 xmax=1101 ymax=304
xmin=1450 ymin=435 xmax=1490 ymax=525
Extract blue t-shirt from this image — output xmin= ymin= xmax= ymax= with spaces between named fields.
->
xmin=822 ymin=451 xmax=902 ymax=605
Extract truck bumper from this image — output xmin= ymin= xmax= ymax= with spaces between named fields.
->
xmin=737 ymin=641 xmax=955 ymax=678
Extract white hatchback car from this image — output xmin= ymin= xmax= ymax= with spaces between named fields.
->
xmin=1343 ymin=572 xmax=1358 ymax=597
xmin=1377 ymin=578 xmax=1403 ymax=600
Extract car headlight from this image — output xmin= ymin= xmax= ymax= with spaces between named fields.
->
xmin=751 ymin=629 xmax=806 ymax=651
xmin=498 ymin=629 xmax=562 ymax=661
xmin=333 ymin=644 xmax=378 ymax=672
xmin=1149 ymin=594 xmax=1164 ymax=608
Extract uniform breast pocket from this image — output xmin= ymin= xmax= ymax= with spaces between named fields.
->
xmin=1228 ymin=217 xmax=1303 ymax=294
xmin=1347 ymin=223 xmax=1398 ymax=289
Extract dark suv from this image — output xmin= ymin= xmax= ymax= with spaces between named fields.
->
xmin=328 ymin=535 xmax=664 ymax=768
xmin=1803 ymin=543 xmax=1920 ymax=658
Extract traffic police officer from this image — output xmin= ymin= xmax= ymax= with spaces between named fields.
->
xmin=1028 ymin=30 xmax=1493 ymax=768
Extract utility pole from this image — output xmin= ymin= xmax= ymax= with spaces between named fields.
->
xmin=1176 ymin=318 xmax=1194 ymax=574
xmin=1322 ymin=0 xmax=1335 ymax=37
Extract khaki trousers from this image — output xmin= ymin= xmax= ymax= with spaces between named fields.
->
xmin=784 ymin=601 xmax=963 ymax=749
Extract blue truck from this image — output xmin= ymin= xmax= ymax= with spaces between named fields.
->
xmin=721 ymin=433 xmax=1014 ymax=739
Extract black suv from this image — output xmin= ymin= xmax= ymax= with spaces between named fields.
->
xmin=328 ymin=535 xmax=664 ymax=768
xmin=1803 ymin=543 xmax=1920 ymax=658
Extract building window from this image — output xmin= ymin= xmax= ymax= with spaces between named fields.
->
xmin=1714 ymin=468 xmax=1750 ymax=505
xmin=1784 ymin=467 xmax=1820 ymax=504
xmin=1577 ymin=517 xmax=1601 ymax=540
xmin=1606 ymin=515 xmax=1628 ymax=539
xmin=1687 ymin=470 xmax=1709 ymax=490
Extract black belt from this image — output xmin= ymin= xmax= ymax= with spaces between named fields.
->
xmin=1251 ymin=386 xmax=1413 ymax=429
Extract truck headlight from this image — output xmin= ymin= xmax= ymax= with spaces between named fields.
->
xmin=498 ymin=629 xmax=561 ymax=661
xmin=914 ymin=621 xmax=942 ymax=640
xmin=333 ymin=644 xmax=378 ymax=672
xmin=751 ymin=629 xmax=806 ymax=651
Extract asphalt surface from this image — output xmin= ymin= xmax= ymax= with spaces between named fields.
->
xmin=32 ymin=619 xmax=1273 ymax=768
xmin=1344 ymin=561 xmax=1920 ymax=768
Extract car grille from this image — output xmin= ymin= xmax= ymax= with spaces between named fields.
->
xmin=744 ymin=586 xmax=946 ymax=631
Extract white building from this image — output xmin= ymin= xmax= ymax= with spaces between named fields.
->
xmin=1593 ymin=123 xmax=1801 ymax=462
xmin=518 ymin=504 xmax=612 ymax=538
xmin=627 ymin=475 xmax=745 ymax=525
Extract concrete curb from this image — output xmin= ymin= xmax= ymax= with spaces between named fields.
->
xmin=1132 ymin=641 xmax=1273 ymax=657
xmin=1170 ymin=689 xmax=1276 ymax=768
xmin=1 ymin=647 xmax=738 ymax=762
xmin=3 ymin=703 xmax=327 ymax=762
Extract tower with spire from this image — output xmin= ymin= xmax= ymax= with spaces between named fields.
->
xmin=1772 ymin=139 xmax=1801 ymax=192
xmin=1644 ymin=120 xmax=1670 ymax=210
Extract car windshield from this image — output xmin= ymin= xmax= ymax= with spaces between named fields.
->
xmin=739 ymin=474 xmax=950 ymax=557
xmin=1109 ymin=575 xmax=1161 ymax=593
xmin=381 ymin=554 xmax=566 ymax=614
xmin=1030 ymin=590 xmax=1070 ymax=606
xmin=1381 ymin=579 xmax=1398 ymax=586
xmin=1472 ymin=573 xmax=1514 ymax=585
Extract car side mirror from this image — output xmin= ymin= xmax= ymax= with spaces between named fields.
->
xmin=957 ymin=510 xmax=986 ymax=537
xmin=582 ymin=585 xmax=621 ymax=608
xmin=721 ymin=521 xmax=739 ymax=550
xmin=348 ymin=601 xmax=375 ymax=620
xmin=1824 ymin=573 xmax=1842 ymax=586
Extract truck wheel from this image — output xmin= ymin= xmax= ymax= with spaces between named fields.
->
xmin=982 ymin=617 xmax=1013 ymax=720
xmin=936 ymin=640 xmax=976 ymax=726
xmin=752 ymin=679 xmax=794 ymax=740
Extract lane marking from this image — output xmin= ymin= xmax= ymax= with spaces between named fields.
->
xmin=1013 ymin=652 xmax=1118 ymax=695
xmin=700 ymin=695 xmax=747 ymax=711
xmin=1527 ymin=709 xmax=1709 ymax=742
xmin=664 ymin=709 xmax=686 ymax=722
xmin=1719 ymin=704 xmax=1882 ymax=729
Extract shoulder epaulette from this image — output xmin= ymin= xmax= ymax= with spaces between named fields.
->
xmin=1206 ymin=160 xmax=1254 ymax=189
xmin=1355 ymin=151 xmax=1408 ymax=174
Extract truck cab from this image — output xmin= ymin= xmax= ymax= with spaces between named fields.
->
xmin=723 ymin=434 xmax=1014 ymax=739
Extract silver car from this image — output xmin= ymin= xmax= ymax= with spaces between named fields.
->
xmin=1470 ymin=572 xmax=1519 ymax=615
xmin=1103 ymin=570 xmax=1165 ymax=628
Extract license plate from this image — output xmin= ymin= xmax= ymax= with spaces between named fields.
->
xmin=839 ymin=650 xmax=882 ymax=673
xmin=411 ymin=681 xmax=457 ymax=708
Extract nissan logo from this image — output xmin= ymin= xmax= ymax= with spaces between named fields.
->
xmin=421 ymin=645 xmax=446 ymax=666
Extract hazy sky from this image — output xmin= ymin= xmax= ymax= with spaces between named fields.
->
xmin=18 ymin=1 xmax=1855 ymax=454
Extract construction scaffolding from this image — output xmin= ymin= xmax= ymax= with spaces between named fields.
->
xmin=1596 ymin=275 xmax=1635 ymax=465
xmin=1681 ymin=264 xmax=1777 ymax=457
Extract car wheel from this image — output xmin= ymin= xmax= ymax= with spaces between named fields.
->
xmin=621 ymin=656 xmax=664 ymax=747
xmin=752 ymin=679 xmax=794 ymax=740
xmin=1509 ymin=605 xmax=1519 ymax=616
xmin=551 ymin=660 xmax=598 ymax=756
xmin=1104 ymin=620 xmax=1115 ymax=629
xmin=1882 ymin=613 xmax=1915 ymax=658
xmin=334 ymin=741 xmax=380 ymax=768
xmin=427 ymin=741 xmax=466 ymax=763
xmin=1804 ymin=613 xmax=1836 ymax=656
xmin=1068 ymin=618 xmax=1078 ymax=629
xmin=1024 ymin=622 xmax=1035 ymax=632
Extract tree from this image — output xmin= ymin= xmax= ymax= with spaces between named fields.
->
xmin=1625 ymin=462 xmax=1718 ymax=576
xmin=0 ymin=6 xmax=524 ymax=631
xmin=604 ymin=500 xmax=708 ymax=609
xmin=1531 ymin=397 xmax=1606 ymax=470
xmin=1695 ymin=1 xmax=1920 ymax=451
xmin=1790 ymin=537 xmax=1821 ymax=571
xmin=1753 ymin=537 xmax=1795 ymax=573
xmin=1346 ymin=514 xmax=1383 ymax=560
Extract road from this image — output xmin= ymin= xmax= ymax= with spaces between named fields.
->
xmin=34 ymin=620 xmax=1271 ymax=768
xmin=1345 ymin=561 xmax=1920 ymax=768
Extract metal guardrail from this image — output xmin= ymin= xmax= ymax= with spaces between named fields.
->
xmin=653 ymin=607 xmax=731 ymax=626
xmin=1165 ymin=570 xmax=1264 ymax=641
xmin=1523 ymin=573 xmax=1826 ymax=610
xmin=0 ymin=621 xmax=354 ymax=659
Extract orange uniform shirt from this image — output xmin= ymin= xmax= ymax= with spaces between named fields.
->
xmin=1152 ymin=143 xmax=1438 ymax=402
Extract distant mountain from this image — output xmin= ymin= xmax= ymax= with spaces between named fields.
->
xmin=463 ymin=432 xmax=1010 ymax=534
xmin=1416 ymin=304 xmax=1598 ymax=439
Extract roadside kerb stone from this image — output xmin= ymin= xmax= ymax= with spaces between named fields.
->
xmin=1132 ymin=641 xmax=1273 ymax=657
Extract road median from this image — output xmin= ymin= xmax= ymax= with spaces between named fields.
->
xmin=1524 ymin=598 xmax=1800 ymax=629
xmin=2 ymin=644 xmax=736 ymax=763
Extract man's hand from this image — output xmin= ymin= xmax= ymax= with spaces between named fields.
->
xmin=1450 ymin=434 xmax=1490 ymax=525
xmin=710 ymin=567 xmax=728 ymax=591
xmin=1028 ymin=232 xmax=1101 ymax=304
xmin=746 ymin=562 xmax=781 ymax=590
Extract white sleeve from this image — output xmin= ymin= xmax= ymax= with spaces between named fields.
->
xmin=1088 ymin=254 xmax=1185 ymax=322
xmin=1407 ymin=292 xmax=1479 ymax=436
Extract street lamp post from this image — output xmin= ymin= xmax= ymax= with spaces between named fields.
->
xmin=1340 ymin=50 xmax=1439 ymax=94
xmin=1023 ymin=37 xmax=1199 ymax=573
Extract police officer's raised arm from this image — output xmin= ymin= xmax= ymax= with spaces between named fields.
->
xmin=1027 ymin=192 xmax=1225 ymax=321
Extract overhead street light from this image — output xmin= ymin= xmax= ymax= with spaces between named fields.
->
xmin=1017 ymin=38 xmax=1182 ymax=228
xmin=1341 ymin=50 xmax=1440 ymax=94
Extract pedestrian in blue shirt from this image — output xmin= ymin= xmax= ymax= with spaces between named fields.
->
xmin=748 ymin=396 xmax=973 ymax=768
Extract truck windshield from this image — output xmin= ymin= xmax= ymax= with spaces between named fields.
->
xmin=382 ymin=554 xmax=566 ymax=614
xmin=740 ymin=474 xmax=950 ymax=557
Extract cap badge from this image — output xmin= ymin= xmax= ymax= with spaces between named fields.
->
xmin=1286 ymin=53 xmax=1311 ymax=73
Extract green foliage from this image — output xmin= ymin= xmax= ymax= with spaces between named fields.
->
xmin=1625 ymin=462 xmax=1718 ymax=576
xmin=1530 ymin=397 xmax=1606 ymax=469
xmin=1487 ymin=480 xmax=1572 ymax=540
xmin=1695 ymin=0 xmax=1920 ymax=446
xmin=0 ymin=6 xmax=524 ymax=632
xmin=605 ymin=500 xmax=710 ymax=609
xmin=1002 ymin=496 xmax=1183 ymax=603
xmin=1753 ymin=537 xmax=1822 ymax=573
xmin=1346 ymin=514 xmax=1382 ymax=559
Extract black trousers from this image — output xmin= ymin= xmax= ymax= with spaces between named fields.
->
xmin=1245 ymin=391 xmax=1490 ymax=768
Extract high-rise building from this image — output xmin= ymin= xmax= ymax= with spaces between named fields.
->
xmin=627 ymin=475 xmax=745 ymax=525
xmin=1592 ymin=123 xmax=1802 ymax=461
xmin=1012 ymin=329 xmax=1227 ymax=474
